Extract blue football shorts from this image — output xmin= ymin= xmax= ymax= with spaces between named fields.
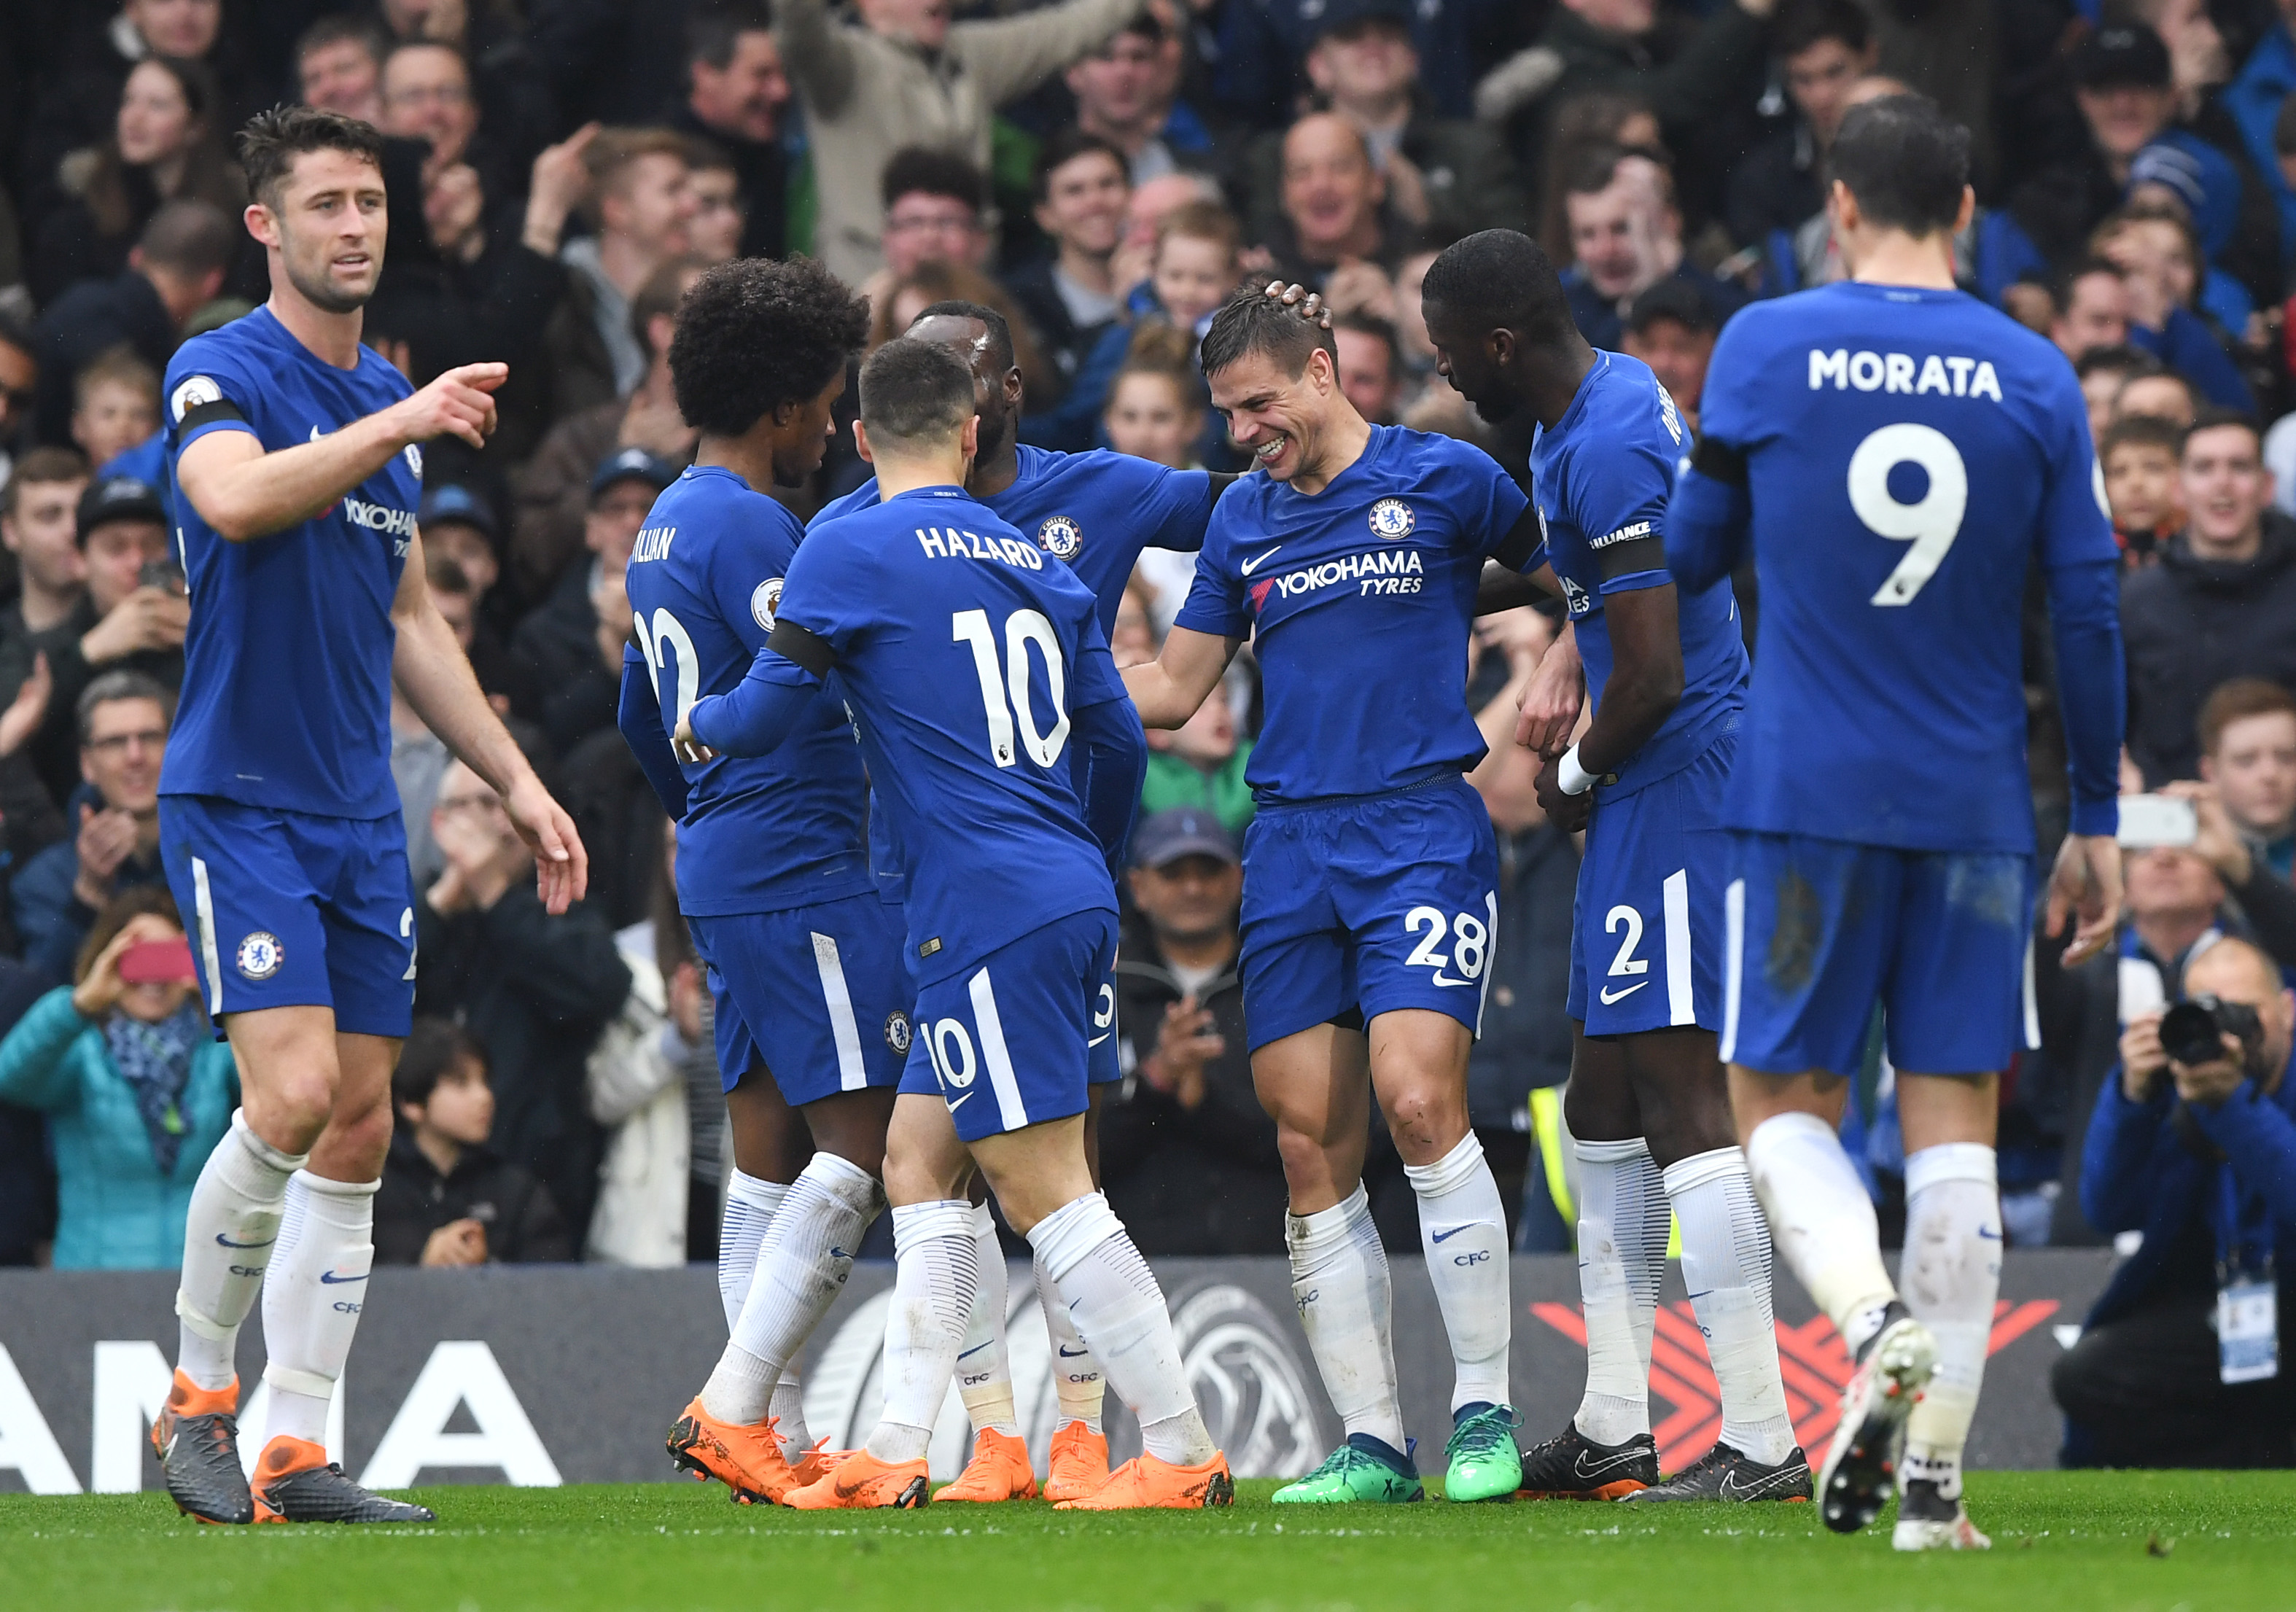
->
xmin=1568 ymin=737 xmax=1733 ymax=1036
xmin=1237 ymin=774 xmax=1499 ymax=1053
xmin=160 ymin=795 xmax=416 ymax=1039
xmin=690 ymin=891 xmax=912 ymax=1102
xmin=896 ymin=907 xmax=1118 ymax=1142
xmin=1721 ymin=832 xmax=2038 ymax=1078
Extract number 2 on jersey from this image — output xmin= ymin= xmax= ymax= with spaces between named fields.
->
xmin=634 ymin=607 xmax=700 ymax=726
xmin=953 ymin=607 xmax=1070 ymax=769
xmin=1846 ymin=423 xmax=1968 ymax=607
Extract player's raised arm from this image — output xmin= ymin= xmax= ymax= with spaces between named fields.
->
xmin=391 ymin=529 xmax=588 ymax=912
xmin=1121 ymin=625 xmax=1240 ymax=730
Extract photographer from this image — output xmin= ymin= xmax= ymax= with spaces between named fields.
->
xmin=2052 ymin=937 xmax=2296 ymax=1467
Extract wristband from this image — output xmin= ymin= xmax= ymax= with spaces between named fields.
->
xmin=1557 ymin=744 xmax=1596 ymax=796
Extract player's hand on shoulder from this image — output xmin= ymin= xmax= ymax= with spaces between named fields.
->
xmin=1533 ymin=752 xmax=1595 ymax=833
xmin=388 ymin=362 xmax=507 ymax=450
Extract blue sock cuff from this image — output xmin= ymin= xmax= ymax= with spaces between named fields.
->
xmin=1347 ymin=1431 xmax=1415 ymax=1473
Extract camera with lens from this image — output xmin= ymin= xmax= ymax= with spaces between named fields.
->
xmin=2157 ymin=993 xmax=2264 ymax=1070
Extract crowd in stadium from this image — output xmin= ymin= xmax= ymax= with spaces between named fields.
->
xmin=0 ymin=0 xmax=2289 ymax=1389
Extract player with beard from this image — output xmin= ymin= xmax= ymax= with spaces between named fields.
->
xmin=1419 ymin=228 xmax=1808 ymax=1504
xmin=149 ymin=104 xmax=587 ymax=1526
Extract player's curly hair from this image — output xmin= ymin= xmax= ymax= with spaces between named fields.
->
xmin=669 ymin=257 xmax=871 ymax=438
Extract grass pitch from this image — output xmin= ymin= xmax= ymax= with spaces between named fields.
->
xmin=6 ymin=1472 xmax=2292 ymax=1612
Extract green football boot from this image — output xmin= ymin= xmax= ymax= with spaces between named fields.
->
xmin=1271 ymin=1436 xmax=1424 ymax=1504
xmin=1443 ymin=1404 xmax=1524 ymax=1503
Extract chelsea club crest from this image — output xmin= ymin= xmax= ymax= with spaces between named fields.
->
xmin=1037 ymin=515 xmax=1083 ymax=560
xmin=1369 ymin=498 xmax=1415 ymax=539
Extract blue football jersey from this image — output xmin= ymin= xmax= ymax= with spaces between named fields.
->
xmin=1531 ymin=351 xmax=1746 ymax=797
xmin=1686 ymin=281 xmax=2119 ymax=852
xmin=812 ymin=446 xmax=1214 ymax=636
xmin=623 ymin=466 xmax=873 ymax=916
xmin=777 ymin=487 xmax=1123 ymax=981
xmin=1176 ymin=424 xmax=1528 ymax=802
xmin=160 ymin=308 xmax=417 ymax=819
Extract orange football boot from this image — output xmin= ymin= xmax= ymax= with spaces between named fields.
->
xmin=933 ymin=1428 xmax=1038 ymax=1502
xmin=782 ymin=1449 xmax=931 ymax=1509
xmin=1054 ymin=1451 xmax=1234 ymax=1510
xmin=666 ymin=1401 xmax=798 ymax=1503
xmin=1043 ymin=1421 xmax=1111 ymax=1503
xmin=789 ymin=1437 xmax=854 ymax=1488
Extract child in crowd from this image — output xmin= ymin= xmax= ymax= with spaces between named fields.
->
xmin=375 ymin=1019 xmax=569 ymax=1267
xmin=1140 ymin=677 xmax=1256 ymax=838
xmin=2099 ymin=413 xmax=2187 ymax=567
xmin=70 ymin=349 xmax=160 ymax=474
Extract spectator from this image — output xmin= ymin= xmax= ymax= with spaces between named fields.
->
xmin=1618 ymin=277 xmax=1717 ymax=433
xmin=30 ymin=199 xmax=233 ymax=450
xmin=562 ymin=128 xmax=696 ymax=397
xmin=1217 ymin=0 xmax=1509 ymax=136
xmin=2055 ymin=936 xmax=2296 ymax=1467
xmin=1140 ymin=680 xmax=1255 ymax=836
xmin=1724 ymin=0 xmax=1876 ymax=249
xmin=0 ymin=312 xmax=39 ymax=494
xmin=774 ymin=0 xmax=1155 ymax=287
xmin=2122 ymin=410 xmax=2296 ymax=786
xmin=31 ymin=55 xmax=242 ymax=308
xmin=1561 ymin=145 xmax=1746 ymax=349
xmin=2050 ymin=259 xmax=2132 ymax=364
xmin=1066 ymin=8 xmax=1213 ymax=185
xmin=682 ymin=144 xmax=747 ymax=265
xmin=2077 ymin=343 xmax=2163 ymax=445
xmin=1108 ymin=169 xmax=1224 ymax=300
xmin=0 ymin=447 xmax=89 ymax=790
xmin=68 ymin=348 xmax=158 ymax=475
xmin=2200 ymin=680 xmax=2296 ymax=880
xmin=1533 ymin=88 xmax=1665 ymax=268
xmin=1100 ymin=809 xmax=1288 ymax=1255
xmin=2093 ymin=204 xmax=2252 ymax=410
xmin=2100 ymin=411 xmax=2187 ymax=568
xmin=2221 ymin=0 xmax=2296 ymax=265
xmin=666 ymin=7 xmax=793 ymax=262
xmin=1004 ymin=131 xmax=1132 ymax=408
xmin=512 ymin=256 xmax=704 ymax=601
xmin=375 ymin=1018 xmax=572 ymax=1266
xmin=1262 ymin=113 xmax=1401 ymax=292
xmin=1331 ymin=311 xmax=1404 ymax=425
xmin=0 ymin=887 xmax=234 ymax=1270
xmin=381 ymin=42 xmax=484 ymax=176
xmin=12 ymin=671 xmax=173 ymax=981
xmin=295 ymin=15 xmax=388 ymax=125
xmin=875 ymin=149 xmax=994 ymax=296
xmin=1247 ymin=0 xmax=1525 ymax=246
xmin=1102 ymin=337 xmax=1208 ymax=471
xmin=2117 ymin=366 xmax=2201 ymax=430
xmin=418 ymin=482 xmax=515 ymax=663
xmin=414 ymin=758 xmax=631 ymax=1249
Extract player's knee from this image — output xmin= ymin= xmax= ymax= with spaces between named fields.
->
xmin=248 ymin=1067 xmax=338 ymax=1148
xmin=1274 ymin=1123 xmax=1339 ymax=1190
xmin=1378 ymin=1082 xmax=1467 ymax=1156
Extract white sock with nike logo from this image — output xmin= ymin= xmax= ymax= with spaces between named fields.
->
xmin=703 ymin=1151 xmax=882 ymax=1426
xmin=1663 ymin=1147 xmax=1795 ymax=1465
xmin=260 ymin=1171 xmax=376 ymax=1445
xmin=1899 ymin=1144 xmax=2000 ymax=1500
xmin=955 ymin=1201 xmax=1020 ymax=1438
xmin=1744 ymin=1111 xmax=1899 ymax=1358
xmin=176 ymin=1110 xmax=306 ymax=1392
xmin=1572 ymin=1137 xmax=1665 ymax=1444
xmin=1035 ymin=1252 xmax=1105 ymax=1433
xmin=866 ymin=1199 xmax=978 ymax=1464
xmin=1406 ymin=1132 xmax=1512 ymax=1413
xmin=1286 ymin=1183 xmax=1405 ymax=1452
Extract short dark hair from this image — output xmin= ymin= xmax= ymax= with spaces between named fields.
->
xmin=236 ymin=102 xmax=386 ymax=210
xmin=2073 ymin=343 xmax=2160 ymax=383
xmin=1031 ymin=128 xmax=1129 ymax=204
xmin=1774 ymin=0 xmax=1870 ymax=61
xmin=77 ymin=669 xmax=175 ymax=747
xmin=880 ymin=147 xmax=987 ymax=214
xmin=858 ymin=337 xmax=977 ymax=448
xmin=296 ymin=14 xmax=387 ymax=69
xmin=1421 ymin=227 xmax=1579 ymax=351
xmin=1198 ymin=287 xmax=1337 ymax=381
xmin=1561 ymin=141 xmax=1628 ymax=200
xmin=2050 ymin=255 xmax=2123 ymax=315
xmin=393 ymin=1017 xmax=487 ymax=1112
xmin=2200 ymin=677 xmax=2296 ymax=757
xmin=632 ymin=255 xmax=707 ymax=356
xmin=2182 ymin=405 xmax=2262 ymax=453
xmin=2098 ymin=411 xmax=2185 ymax=463
xmin=912 ymin=298 xmax=1016 ymax=374
xmin=1830 ymin=93 xmax=1969 ymax=235
xmin=2 ymin=448 xmax=90 ymax=519
xmin=686 ymin=3 xmax=774 ymax=70
xmin=138 ymin=198 xmax=237 ymax=279
xmin=669 ymin=257 xmax=871 ymax=437
xmin=1331 ymin=311 xmax=1399 ymax=373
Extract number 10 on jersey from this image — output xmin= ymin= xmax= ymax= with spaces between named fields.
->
xmin=954 ymin=608 xmax=1070 ymax=769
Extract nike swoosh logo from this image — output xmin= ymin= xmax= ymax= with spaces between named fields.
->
xmin=310 ymin=426 xmax=323 ymax=442
xmin=1088 ymin=1033 xmax=1110 ymax=1046
xmin=958 ymin=1342 xmax=994 ymax=1359
xmin=318 ymin=1270 xmax=366 ymax=1285
xmin=1430 ymin=1225 xmax=1479 ymax=1244
xmin=1058 ymin=1344 xmax=1091 ymax=1358
xmin=1719 ymin=1466 xmax=1800 ymax=1500
xmin=1429 ymin=974 xmax=1474 ymax=988
xmin=1240 ymin=545 xmax=1283 ymax=575
xmin=1575 ymin=1446 xmax=1648 ymax=1478
xmin=1598 ymin=981 xmax=1649 ymax=1005
xmin=1685 ymin=1289 xmax=1713 ymax=1301
xmin=830 ymin=1247 xmax=854 ymax=1261
xmin=947 ymin=1091 xmax=973 ymax=1111
xmin=215 ymin=1234 xmax=276 ymax=1249
xmin=1977 ymin=1226 xmax=2002 ymax=1240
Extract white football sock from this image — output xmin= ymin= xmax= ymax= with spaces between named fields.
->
xmin=1036 ymin=1253 xmax=1105 ymax=1433
xmin=1405 ymin=1132 xmax=1512 ymax=1414
xmin=1573 ymin=1137 xmax=1665 ymax=1444
xmin=864 ymin=1199 xmax=976 ymax=1464
xmin=175 ymin=1112 xmax=306 ymax=1392
xmin=1030 ymin=1192 xmax=1213 ymax=1467
xmin=1745 ymin=1111 xmax=1899 ymax=1358
xmin=717 ymin=1171 xmax=787 ymax=1331
xmin=768 ymin=1379 xmax=810 ymax=1459
xmin=1900 ymin=1144 xmax=2000 ymax=1500
xmin=1665 ymin=1147 xmax=1795 ymax=1465
xmin=702 ymin=1152 xmax=880 ymax=1425
xmin=957 ymin=1202 xmax=1019 ymax=1438
xmin=1286 ymin=1184 xmax=1404 ymax=1452
xmin=260 ymin=1172 xmax=375 ymax=1444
